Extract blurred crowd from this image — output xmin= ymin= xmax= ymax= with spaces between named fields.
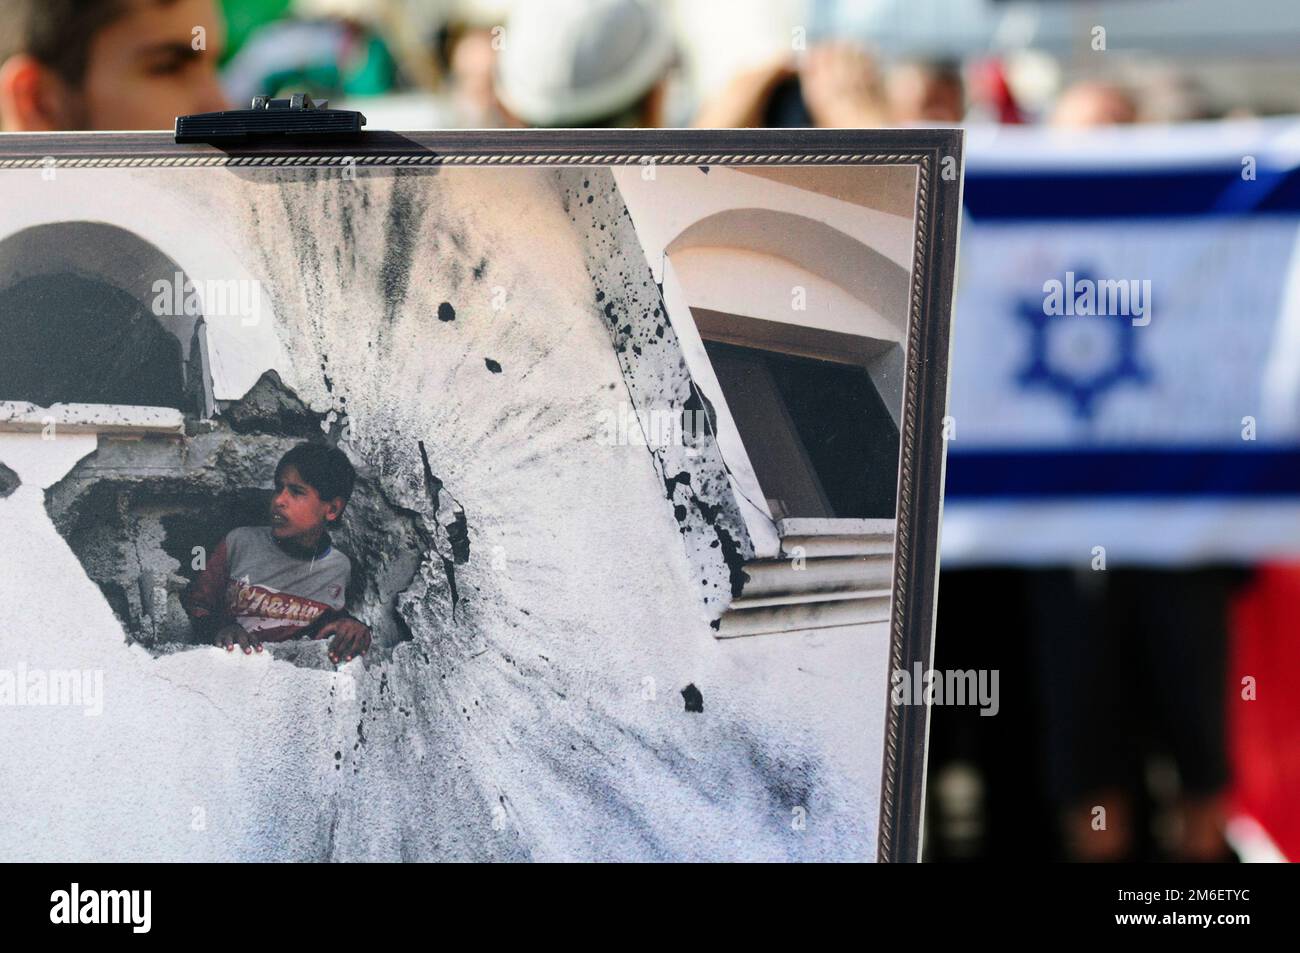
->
xmin=0 ymin=0 xmax=1285 ymax=134
xmin=2 ymin=0 xmax=1297 ymax=864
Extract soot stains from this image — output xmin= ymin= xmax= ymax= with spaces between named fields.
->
xmin=681 ymin=683 xmax=704 ymax=713
xmin=561 ymin=167 xmax=756 ymax=621
xmin=683 ymin=382 xmax=717 ymax=439
xmin=714 ymin=527 xmax=749 ymax=598
xmin=379 ymin=175 xmax=430 ymax=324
xmin=0 ymin=461 xmax=19 ymax=498
xmin=739 ymin=730 xmax=819 ymax=818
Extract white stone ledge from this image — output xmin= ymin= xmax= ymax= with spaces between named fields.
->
xmin=715 ymin=594 xmax=892 ymax=638
xmin=741 ymin=554 xmax=894 ymax=598
xmin=0 ymin=401 xmax=186 ymax=435
xmin=777 ymin=517 xmax=896 ymax=558
xmin=777 ymin=517 xmax=896 ymax=537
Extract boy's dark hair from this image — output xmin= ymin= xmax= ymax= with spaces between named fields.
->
xmin=275 ymin=443 xmax=356 ymax=510
xmin=0 ymin=0 xmax=179 ymax=86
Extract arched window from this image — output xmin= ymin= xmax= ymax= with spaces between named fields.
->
xmin=0 ymin=222 xmax=213 ymax=416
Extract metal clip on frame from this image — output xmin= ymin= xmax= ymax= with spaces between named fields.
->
xmin=174 ymin=93 xmax=366 ymax=144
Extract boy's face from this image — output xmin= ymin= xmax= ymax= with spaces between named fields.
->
xmin=270 ymin=465 xmax=342 ymax=547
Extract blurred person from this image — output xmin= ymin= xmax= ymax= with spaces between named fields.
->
xmin=693 ymin=41 xmax=888 ymax=129
xmin=799 ymin=41 xmax=890 ymax=127
xmin=691 ymin=54 xmax=795 ymax=128
xmin=221 ymin=4 xmax=399 ymax=107
xmin=1050 ymin=81 xmax=1138 ymax=128
xmin=0 ymin=0 xmax=229 ymax=131
xmin=492 ymin=0 xmax=674 ymax=128
xmin=1029 ymin=568 xmax=1241 ymax=862
xmin=1139 ymin=69 xmax=1216 ymax=123
xmin=965 ymin=57 xmax=1024 ymax=125
xmin=885 ymin=58 xmax=965 ymax=125
xmin=442 ymin=22 xmax=505 ymax=127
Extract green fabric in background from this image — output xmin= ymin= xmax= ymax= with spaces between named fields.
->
xmin=219 ymin=0 xmax=294 ymax=63
xmin=258 ymin=33 xmax=398 ymax=99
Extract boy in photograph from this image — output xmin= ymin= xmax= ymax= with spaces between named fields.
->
xmin=182 ymin=442 xmax=372 ymax=664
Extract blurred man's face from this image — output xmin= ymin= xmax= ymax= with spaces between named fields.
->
xmin=76 ymin=0 xmax=229 ymax=130
xmin=887 ymin=66 xmax=965 ymax=125
xmin=1051 ymin=83 xmax=1138 ymax=128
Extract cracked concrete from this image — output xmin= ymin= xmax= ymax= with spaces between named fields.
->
xmin=43 ymin=370 xmax=462 ymax=669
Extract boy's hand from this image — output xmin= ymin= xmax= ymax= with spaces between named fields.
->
xmin=314 ymin=616 xmax=371 ymax=664
xmin=216 ymin=622 xmax=262 ymax=655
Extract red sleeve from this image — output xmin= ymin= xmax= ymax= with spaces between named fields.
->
xmin=181 ymin=536 xmax=231 ymax=622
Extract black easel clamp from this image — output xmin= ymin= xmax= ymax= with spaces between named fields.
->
xmin=174 ymin=93 xmax=366 ymax=144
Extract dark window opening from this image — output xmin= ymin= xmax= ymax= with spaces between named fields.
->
xmin=702 ymin=340 xmax=899 ymax=520
xmin=0 ymin=273 xmax=187 ymax=410
xmin=0 ymin=222 xmax=215 ymax=417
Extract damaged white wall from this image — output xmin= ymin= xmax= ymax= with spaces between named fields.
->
xmin=0 ymin=161 xmax=889 ymax=861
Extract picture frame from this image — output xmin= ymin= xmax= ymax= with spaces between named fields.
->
xmin=0 ymin=127 xmax=962 ymax=862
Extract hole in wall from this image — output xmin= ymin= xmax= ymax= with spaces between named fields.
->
xmin=43 ymin=371 xmax=467 ymax=669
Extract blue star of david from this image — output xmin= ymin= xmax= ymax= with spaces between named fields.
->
xmin=1014 ymin=269 xmax=1152 ymax=421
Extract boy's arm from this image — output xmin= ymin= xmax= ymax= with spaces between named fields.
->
xmin=181 ymin=536 xmax=237 ymax=643
xmin=314 ymin=613 xmax=371 ymax=664
xmin=311 ymin=563 xmax=372 ymax=663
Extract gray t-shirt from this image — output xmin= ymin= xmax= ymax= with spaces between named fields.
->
xmin=183 ymin=525 xmax=351 ymax=641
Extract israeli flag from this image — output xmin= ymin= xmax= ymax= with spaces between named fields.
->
xmin=943 ymin=117 xmax=1300 ymax=565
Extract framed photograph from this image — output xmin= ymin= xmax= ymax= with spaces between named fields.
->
xmin=0 ymin=128 xmax=961 ymax=862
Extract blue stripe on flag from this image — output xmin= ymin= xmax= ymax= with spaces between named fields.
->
xmin=964 ymin=166 xmax=1300 ymax=221
xmin=945 ymin=448 xmax=1300 ymax=499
